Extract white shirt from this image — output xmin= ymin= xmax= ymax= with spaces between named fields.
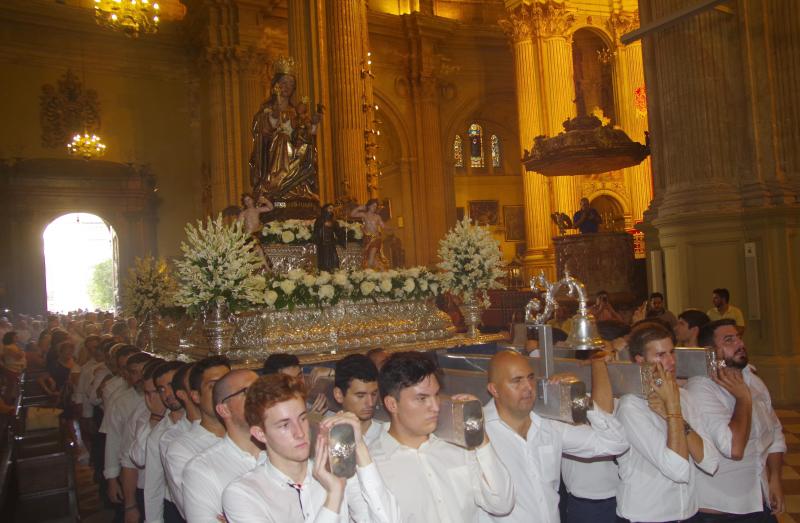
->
xmin=163 ymin=420 xmax=222 ymax=517
xmin=86 ymin=363 xmax=111 ymax=414
xmin=182 ymin=435 xmax=258 ymax=523
xmin=222 ymin=455 xmax=399 ymax=523
xmin=481 ymin=399 xmax=629 ymax=523
xmin=686 ymin=367 xmax=787 ymax=514
xmin=121 ymin=402 xmax=152 ymax=489
xmin=615 ymin=391 xmax=720 ymax=522
xmin=561 ymin=399 xmax=624 ymax=500
xmin=364 ymin=419 xmax=387 ymax=447
xmin=145 ymin=414 xmax=190 ymax=523
xmin=103 ymin=386 xmax=144 ymax=479
xmin=368 ymin=429 xmax=514 ymax=523
xmin=75 ymin=357 xmax=100 ymax=411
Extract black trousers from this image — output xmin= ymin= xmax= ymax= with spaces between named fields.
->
xmin=164 ymin=499 xmax=187 ymax=523
xmin=693 ymin=509 xmax=778 ymax=523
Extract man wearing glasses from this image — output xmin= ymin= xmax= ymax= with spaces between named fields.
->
xmin=183 ymin=369 xmax=261 ymax=523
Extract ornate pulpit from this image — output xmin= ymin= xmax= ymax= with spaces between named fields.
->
xmin=553 ymin=232 xmax=634 ymax=297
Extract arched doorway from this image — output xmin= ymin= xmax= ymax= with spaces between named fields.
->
xmin=43 ymin=213 xmax=118 ymax=313
xmin=590 ymin=194 xmax=625 ymax=232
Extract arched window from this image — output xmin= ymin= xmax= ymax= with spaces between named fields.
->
xmin=453 ymin=135 xmax=464 ymax=167
xmin=468 ymin=123 xmax=484 ymax=168
xmin=491 ymin=134 xmax=501 ymax=168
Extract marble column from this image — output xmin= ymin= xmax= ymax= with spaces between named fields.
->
xmin=534 ymin=2 xmax=581 ymax=220
xmin=326 ymin=0 xmax=369 ymax=203
xmin=609 ymin=10 xmax=652 ymax=224
xmin=499 ymin=4 xmax=554 ymax=277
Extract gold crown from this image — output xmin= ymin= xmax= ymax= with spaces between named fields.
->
xmin=272 ymin=55 xmax=296 ymax=75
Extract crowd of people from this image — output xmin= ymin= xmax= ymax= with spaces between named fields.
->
xmin=0 ymin=289 xmax=784 ymax=523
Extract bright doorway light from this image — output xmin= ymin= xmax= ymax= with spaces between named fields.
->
xmin=43 ymin=213 xmax=117 ymax=313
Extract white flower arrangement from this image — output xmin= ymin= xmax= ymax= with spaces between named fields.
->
xmin=437 ymin=217 xmax=505 ymax=305
xmin=264 ymin=266 xmax=439 ymax=310
xmin=174 ymin=214 xmax=266 ymax=314
xmin=121 ymin=256 xmax=176 ymax=318
xmin=261 ymin=219 xmax=364 ymax=245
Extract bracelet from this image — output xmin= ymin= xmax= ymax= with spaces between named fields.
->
xmin=150 ymin=413 xmax=164 ymax=420
xmin=666 ymin=413 xmax=683 ymax=420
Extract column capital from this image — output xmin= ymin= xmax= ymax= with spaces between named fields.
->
xmin=499 ymin=1 xmax=577 ymax=42
xmin=607 ymin=10 xmax=640 ymax=46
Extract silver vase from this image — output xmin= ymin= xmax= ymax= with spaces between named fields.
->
xmin=203 ymin=302 xmax=236 ymax=356
xmin=459 ymin=294 xmax=483 ymax=338
xmin=137 ymin=311 xmax=160 ymax=353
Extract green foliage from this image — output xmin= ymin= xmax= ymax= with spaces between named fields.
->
xmin=88 ymin=259 xmax=114 ymax=310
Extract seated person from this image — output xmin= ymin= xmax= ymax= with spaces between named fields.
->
xmin=368 ymin=351 xmax=514 ymax=522
xmin=222 ymin=373 xmax=400 ymax=522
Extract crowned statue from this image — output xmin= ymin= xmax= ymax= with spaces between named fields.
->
xmin=249 ymin=56 xmax=324 ymax=203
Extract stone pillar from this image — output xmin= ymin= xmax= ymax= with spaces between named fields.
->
xmin=609 ymin=10 xmax=652 ymax=224
xmin=499 ymin=4 xmax=554 ymax=277
xmin=534 ymin=1 xmax=581 ymax=219
xmin=403 ymin=13 xmax=452 ymax=265
xmin=326 ymin=0 xmax=369 ymax=202
xmin=288 ymin=0 xmax=335 ymax=202
xmin=639 ymin=0 xmax=800 ymax=402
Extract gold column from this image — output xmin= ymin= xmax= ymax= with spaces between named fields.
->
xmin=609 ymin=10 xmax=651 ymax=224
xmin=499 ymin=4 xmax=553 ymax=276
xmin=326 ymin=0 xmax=369 ymax=202
xmin=535 ymin=1 xmax=580 ymax=218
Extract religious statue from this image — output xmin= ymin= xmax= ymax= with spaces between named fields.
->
xmin=313 ymin=203 xmax=344 ymax=272
xmin=249 ymin=56 xmax=324 ymax=201
xmin=238 ymin=193 xmax=274 ymax=235
xmin=350 ymin=199 xmax=389 ymax=270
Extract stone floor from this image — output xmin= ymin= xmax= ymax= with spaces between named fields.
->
xmin=72 ymin=409 xmax=800 ymax=522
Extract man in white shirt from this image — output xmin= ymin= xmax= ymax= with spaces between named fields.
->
xmin=222 ymin=373 xmax=400 ymax=523
xmin=616 ymin=323 xmax=719 ymax=522
xmin=484 ymin=350 xmax=629 ymax=523
xmin=147 ymin=362 xmax=191 ymax=523
xmin=164 ymin=356 xmax=229 ymax=518
xmin=368 ymin=351 xmax=514 ymax=523
xmin=75 ymin=334 xmax=101 ymax=451
xmin=100 ymin=345 xmax=143 ymax=512
xmin=332 ymin=354 xmax=386 ymax=445
xmin=183 ymin=369 xmax=260 ymax=523
xmin=123 ymin=357 xmax=166 ymax=523
xmin=687 ymin=319 xmax=786 ymax=522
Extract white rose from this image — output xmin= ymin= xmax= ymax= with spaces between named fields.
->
xmin=379 ymin=279 xmax=392 ymax=293
xmin=430 ymin=283 xmax=439 ymax=294
xmin=287 ymin=268 xmax=305 ymax=281
xmin=302 ymin=274 xmax=316 ymax=287
xmin=403 ymin=278 xmax=415 ymax=293
xmin=360 ymin=281 xmax=375 ymax=295
xmin=318 ymin=284 xmax=335 ymax=300
xmin=265 ymin=290 xmax=278 ymax=306
xmin=333 ymin=272 xmax=349 ymax=286
xmin=315 ymin=272 xmax=331 ymax=285
xmin=279 ymin=280 xmax=296 ymax=294
xmin=282 ymin=230 xmax=295 ymax=243
xmin=419 ymin=279 xmax=428 ymax=291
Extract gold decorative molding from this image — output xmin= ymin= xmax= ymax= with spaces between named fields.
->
xmin=535 ymin=0 xmax=577 ymax=38
xmin=608 ymin=10 xmax=640 ymax=45
xmin=39 ymin=70 xmax=101 ymax=148
xmin=499 ymin=1 xmax=577 ymax=42
xmin=498 ymin=3 xmax=537 ymax=42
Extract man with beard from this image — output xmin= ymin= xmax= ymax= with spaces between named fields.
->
xmin=183 ymin=369 xmax=261 ymax=523
xmin=332 ymin=354 xmax=385 ymax=445
xmin=687 ymin=319 xmax=786 ymax=522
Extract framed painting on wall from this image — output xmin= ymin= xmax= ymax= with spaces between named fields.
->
xmin=503 ymin=205 xmax=525 ymax=242
xmin=468 ymin=200 xmax=499 ymax=226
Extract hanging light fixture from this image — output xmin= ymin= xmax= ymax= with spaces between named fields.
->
xmin=68 ymin=132 xmax=107 ymax=160
xmin=94 ymin=0 xmax=160 ymax=38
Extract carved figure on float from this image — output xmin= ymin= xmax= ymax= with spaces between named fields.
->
xmin=350 ymin=199 xmax=389 ymax=269
xmin=249 ymin=56 xmax=323 ymax=213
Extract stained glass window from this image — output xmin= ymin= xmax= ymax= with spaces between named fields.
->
xmin=491 ymin=134 xmax=500 ymax=168
xmin=453 ymin=135 xmax=463 ymax=167
xmin=468 ymin=123 xmax=484 ymax=168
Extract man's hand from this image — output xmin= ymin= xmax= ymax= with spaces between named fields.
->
xmin=769 ymin=474 xmax=785 ymax=515
xmin=312 ymin=433 xmax=346 ymax=514
xmin=320 ymin=411 xmax=363 ymax=442
xmin=124 ymin=505 xmax=140 ymax=523
xmin=651 ymin=363 xmax=681 ymax=416
xmin=310 ymin=393 xmax=328 ymax=415
xmin=107 ymin=477 xmax=123 ymax=503
xmin=712 ymin=367 xmax=752 ymax=402
xmin=632 ymin=301 xmax=648 ymax=324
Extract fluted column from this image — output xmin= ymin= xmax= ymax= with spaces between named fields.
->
xmin=326 ymin=0 xmax=369 ymax=202
xmin=499 ymin=5 xmax=553 ymax=276
xmin=609 ymin=10 xmax=652 ymax=223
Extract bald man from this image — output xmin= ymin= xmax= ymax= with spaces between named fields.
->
xmin=481 ymin=351 xmax=629 ymax=523
xmin=182 ymin=369 xmax=261 ymax=523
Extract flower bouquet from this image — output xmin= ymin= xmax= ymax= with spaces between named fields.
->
xmin=122 ymin=256 xmax=176 ymax=318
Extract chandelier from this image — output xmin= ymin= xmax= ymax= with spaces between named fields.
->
xmin=94 ymin=0 xmax=160 ymax=38
xmin=67 ymin=133 xmax=107 ymax=160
